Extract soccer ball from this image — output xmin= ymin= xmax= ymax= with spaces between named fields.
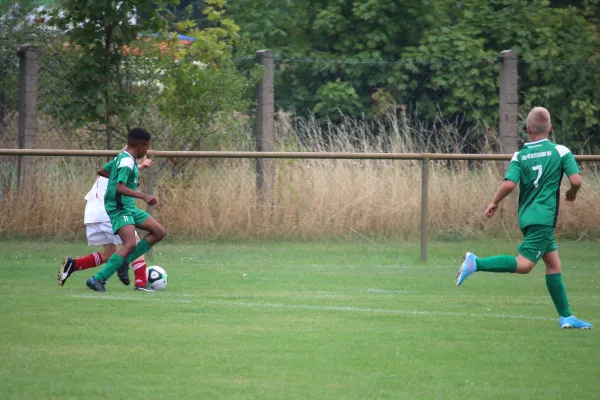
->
xmin=147 ymin=266 xmax=168 ymax=290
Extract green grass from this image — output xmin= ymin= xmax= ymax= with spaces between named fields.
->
xmin=0 ymin=239 xmax=599 ymax=400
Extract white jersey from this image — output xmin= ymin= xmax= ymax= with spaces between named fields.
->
xmin=84 ymin=177 xmax=110 ymax=224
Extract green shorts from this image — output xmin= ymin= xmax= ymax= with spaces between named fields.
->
xmin=518 ymin=225 xmax=558 ymax=263
xmin=108 ymin=208 xmax=150 ymax=234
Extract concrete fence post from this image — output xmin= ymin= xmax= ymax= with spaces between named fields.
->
xmin=255 ymin=50 xmax=275 ymax=204
xmin=499 ymin=50 xmax=519 ymax=227
xmin=499 ymin=50 xmax=519 ymax=176
xmin=17 ymin=44 xmax=38 ymax=194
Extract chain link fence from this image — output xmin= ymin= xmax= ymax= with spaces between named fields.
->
xmin=3 ymin=39 xmax=600 ymax=239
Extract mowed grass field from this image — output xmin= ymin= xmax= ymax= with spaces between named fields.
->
xmin=0 ymin=239 xmax=598 ymax=400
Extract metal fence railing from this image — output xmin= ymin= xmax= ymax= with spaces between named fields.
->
xmin=3 ymin=149 xmax=600 ymax=260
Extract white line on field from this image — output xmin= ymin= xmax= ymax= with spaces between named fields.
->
xmin=372 ymin=265 xmax=454 ymax=269
xmin=207 ymin=301 xmax=556 ymax=321
xmin=70 ymin=294 xmax=192 ymax=303
xmin=363 ymin=288 xmax=411 ymax=293
xmin=69 ymin=294 xmax=555 ymax=321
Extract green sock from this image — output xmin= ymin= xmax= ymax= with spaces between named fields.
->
xmin=94 ymin=253 xmax=125 ymax=282
xmin=546 ymin=273 xmax=572 ymax=317
xmin=476 ymin=256 xmax=517 ymax=273
xmin=125 ymin=238 xmax=152 ymax=264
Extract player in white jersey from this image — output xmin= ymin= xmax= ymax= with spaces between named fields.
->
xmin=57 ymin=158 xmax=152 ymax=286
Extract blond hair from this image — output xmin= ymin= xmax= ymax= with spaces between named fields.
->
xmin=526 ymin=107 xmax=551 ymax=135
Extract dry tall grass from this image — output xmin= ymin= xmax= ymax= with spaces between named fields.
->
xmin=1 ymin=113 xmax=599 ymax=240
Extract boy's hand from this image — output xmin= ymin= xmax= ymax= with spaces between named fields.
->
xmin=484 ymin=202 xmax=498 ymax=218
xmin=565 ymin=188 xmax=578 ymax=202
xmin=140 ymin=159 xmax=153 ymax=170
xmin=144 ymin=194 xmax=158 ymax=206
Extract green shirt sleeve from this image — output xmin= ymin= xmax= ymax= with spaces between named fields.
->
xmin=504 ymin=153 xmax=520 ymax=183
xmin=117 ymin=163 xmax=133 ymax=184
xmin=561 ymin=152 xmax=580 ymax=177
xmin=103 ymin=159 xmax=116 ymax=173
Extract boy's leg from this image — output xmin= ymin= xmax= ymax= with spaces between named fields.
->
xmin=72 ymin=224 xmax=119 ymax=269
xmin=126 ymin=213 xmax=166 ymax=289
xmin=100 ymin=244 xmax=118 ymax=263
xmin=58 ymin=223 xmax=118 ymax=286
xmin=116 ymin=232 xmax=140 ymax=286
xmin=126 ymin=212 xmax=166 ymax=262
xmin=456 ymin=252 xmax=521 ymax=286
xmin=60 ymin=252 xmax=103 ymax=286
xmin=456 ymin=227 xmax=550 ymax=286
xmin=544 ymin=249 xmax=592 ymax=328
xmin=543 ymin=251 xmax=571 ymax=318
xmin=92 ymin=225 xmax=137 ymax=281
xmin=131 ymin=233 xmax=149 ymax=287
xmin=87 ymin=212 xmax=138 ymax=291
xmin=72 ymin=252 xmax=103 ymax=270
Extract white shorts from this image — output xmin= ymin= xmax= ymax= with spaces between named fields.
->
xmin=85 ymin=222 xmax=138 ymax=246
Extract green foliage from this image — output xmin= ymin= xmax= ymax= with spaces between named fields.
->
xmin=230 ymin=0 xmax=439 ymax=121
xmin=230 ymin=0 xmax=600 ymax=150
xmin=42 ymin=0 xmax=179 ymax=147
xmin=36 ymin=0 xmax=259 ymax=151
xmin=313 ymin=80 xmax=363 ymax=120
xmin=0 ymin=0 xmax=47 ymax=125
xmin=228 ymin=0 xmax=311 ymax=54
xmin=402 ymin=0 xmax=600 ymax=149
xmin=157 ymin=0 xmax=263 ymax=147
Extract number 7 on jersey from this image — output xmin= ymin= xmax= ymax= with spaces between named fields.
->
xmin=532 ymin=165 xmax=543 ymax=188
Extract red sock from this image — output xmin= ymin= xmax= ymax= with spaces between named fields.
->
xmin=74 ymin=252 xmax=102 ymax=270
xmin=133 ymin=261 xmax=147 ymax=287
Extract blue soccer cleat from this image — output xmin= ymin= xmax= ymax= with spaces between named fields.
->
xmin=456 ymin=252 xmax=478 ymax=286
xmin=559 ymin=315 xmax=593 ymax=329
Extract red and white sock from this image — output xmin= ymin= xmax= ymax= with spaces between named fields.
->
xmin=74 ymin=252 xmax=102 ymax=270
xmin=132 ymin=261 xmax=148 ymax=287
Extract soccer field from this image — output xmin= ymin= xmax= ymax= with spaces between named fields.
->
xmin=0 ymin=239 xmax=598 ymax=399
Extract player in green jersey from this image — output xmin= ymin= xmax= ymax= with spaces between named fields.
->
xmin=456 ymin=107 xmax=592 ymax=329
xmin=86 ymin=128 xmax=166 ymax=292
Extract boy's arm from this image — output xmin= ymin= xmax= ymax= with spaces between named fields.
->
xmin=485 ymin=180 xmax=517 ymax=218
xmin=116 ymin=182 xmax=157 ymax=206
xmin=561 ymin=149 xmax=581 ymax=202
xmin=565 ymin=173 xmax=581 ymax=202
xmin=138 ymin=158 xmax=153 ymax=170
xmin=98 ymin=159 xmax=116 ymax=178
xmin=485 ymin=152 xmax=520 ymax=218
xmin=97 ymin=168 xmax=110 ymax=178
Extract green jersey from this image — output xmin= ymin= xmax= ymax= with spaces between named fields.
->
xmin=505 ymin=139 xmax=579 ymax=229
xmin=103 ymin=151 xmax=139 ymax=213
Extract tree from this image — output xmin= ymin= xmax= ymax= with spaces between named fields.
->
xmin=0 ymin=0 xmax=47 ymax=133
xmin=230 ymin=0 xmax=600 ymax=150
xmin=43 ymin=0 xmax=179 ymax=149
xmin=228 ymin=0 xmax=439 ymax=121
xmin=156 ymin=0 xmax=263 ymax=149
xmin=398 ymin=0 xmax=600 ymax=150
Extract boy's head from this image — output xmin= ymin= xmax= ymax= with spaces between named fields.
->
xmin=127 ymin=128 xmax=151 ymax=158
xmin=526 ymin=107 xmax=552 ymax=139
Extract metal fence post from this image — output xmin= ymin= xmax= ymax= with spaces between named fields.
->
xmin=255 ymin=50 xmax=275 ymax=204
xmin=146 ymin=164 xmax=154 ymax=259
xmin=17 ymin=44 xmax=38 ymax=194
xmin=420 ymin=158 xmax=429 ymax=261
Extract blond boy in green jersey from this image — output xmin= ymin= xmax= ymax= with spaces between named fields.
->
xmin=456 ymin=107 xmax=592 ymax=329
